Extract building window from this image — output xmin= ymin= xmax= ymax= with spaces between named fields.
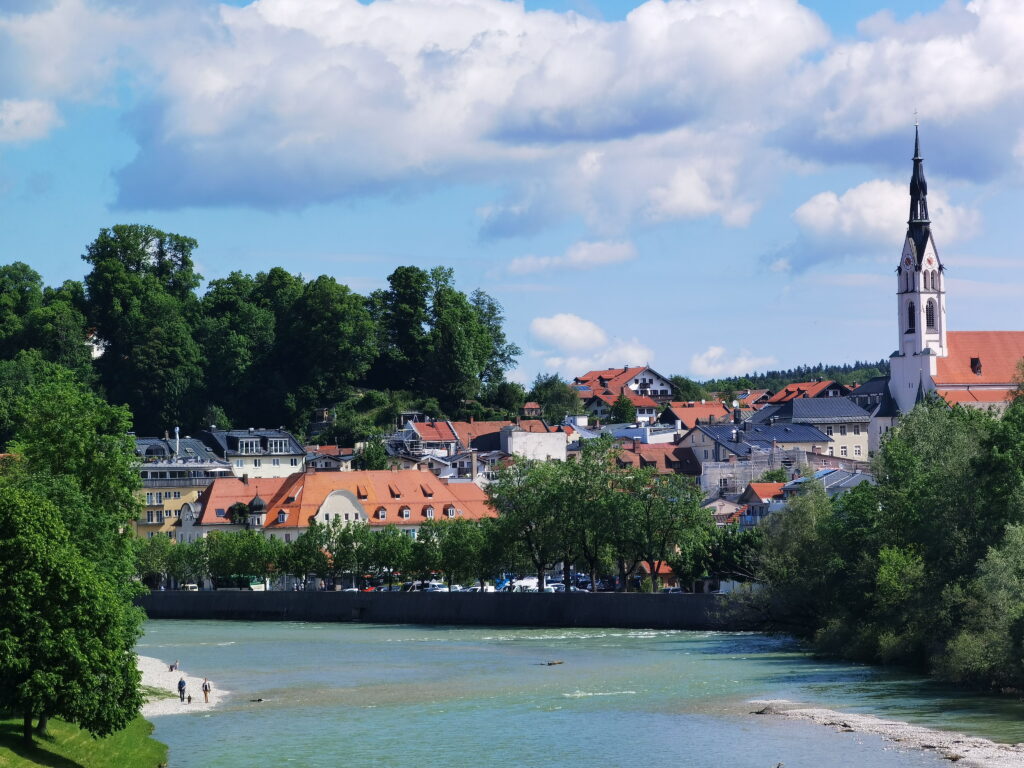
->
xmin=840 ymin=446 xmax=848 ymax=457
xmin=703 ymin=449 xmax=708 ymax=459
xmin=155 ymin=492 xmax=163 ymax=504
xmin=839 ymin=425 xmax=847 ymax=436
xmin=146 ymin=492 xmax=154 ymax=505
xmin=253 ymin=459 xmax=261 ymax=468
xmin=401 ymin=507 xmax=411 ymax=519
xmin=855 ymin=446 xmax=862 ymax=457
xmin=426 ymin=508 xmax=435 ymax=519
xmin=926 ymin=299 xmax=937 ymax=330
xmin=215 ymin=508 xmax=226 ymax=517
xmin=156 ymin=510 xmax=164 ymax=522
xmin=825 ymin=425 xmax=833 ymax=436
xmin=828 ymin=447 xmax=834 ymax=456
xmin=284 ymin=533 xmax=291 ymax=543
xmin=173 ymin=491 xmax=181 ymax=499
xmin=447 ymin=508 xmax=456 ymax=518
xmin=907 ymin=301 xmax=916 ymax=332
xmin=290 ymin=458 xmax=299 ymax=466
xmin=272 ymin=458 xmax=280 ymax=466
xmin=235 ymin=459 xmax=244 ymax=468
xmin=146 ymin=510 xmax=154 ymax=523
xmin=278 ymin=511 xmax=287 ymax=523
xmin=267 ymin=438 xmax=288 ymax=454
xmin=238 ymin=438 xmax=260 ymax=454
xmin=853 ymin=425 xmax=860 ymax=436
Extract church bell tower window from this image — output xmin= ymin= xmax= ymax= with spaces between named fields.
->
xmin=907 ymin=302 xmax=916 ymax=333
xmin=926 ymin=299 xmax=936 ymax=330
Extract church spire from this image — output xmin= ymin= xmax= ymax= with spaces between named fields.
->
xmin=909 ymin=123 xmax=929 ymax=224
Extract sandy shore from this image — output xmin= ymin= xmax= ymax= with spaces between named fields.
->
xmin=751 ymin=699 xmax=1024 ymax=768
xmin=138 ymin=655 xmax=228 ymax=717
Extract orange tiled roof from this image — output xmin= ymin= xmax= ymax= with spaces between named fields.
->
xmin=663 ymin=401 xmax=730 ymax=427
xmin=936 ymin=388 xmax=1013 ymax=404
xmin=198 ymin=470 xmax=496 ymax=530
xmin=586 ymin=389 xmax=660 ymax=409
xmin=767 ymin=380 xmax=840 ymax=403
xmin=747 ymin=482 xmax=786 ymax=501
xmin=934 ymin=332 xmax=1024 ymax=387
xmin=411 ymin=421 xmax=459 ymax=443
xmin=523 ymin=401 xmax=541 ymax=409
xmin=195 ymin=476 xmax=291 ymax=525
xmin=574 ymin=366 xmax=649 ymax=392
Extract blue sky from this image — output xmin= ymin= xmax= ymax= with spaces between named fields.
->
xmin=2 ymin=0 xmax=1023 ymax=385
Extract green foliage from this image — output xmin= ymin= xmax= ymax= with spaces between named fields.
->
xmin=668 ymin=375 xmax=708 ymax=401
xmin=701 ymin=359 xmax=889 ymax=393
xmin=353 ymin=432 xmax=390 ymax=470
xmin=528 ymin=373 xmax=582 ymax=426
xmin=0 ymin=715 xmax=167 ymax=768
xmin=748 ymin=396 xmax=1024 ymax=689
xmin=369 ymin=525 xmax=413 ymax=588
xmin=608 ymin=393 xmax=637 ymax=424
xmin=756 ymin=468 xmax=789 ymax=483
xmin=132 ymin=534 xmax=174 ymax=588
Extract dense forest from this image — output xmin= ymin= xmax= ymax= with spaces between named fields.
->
xmin=1 ymin=224 xmax=891 ymax=444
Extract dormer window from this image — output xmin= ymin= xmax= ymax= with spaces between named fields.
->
xmin=356 ymin=485 xmax=368 ymax=500
xmin=388 ymin=484 xmax=401 ymax=499
xmin=971 ymin=357 xmax=982 ymax=376
xmin=377 ymin=507 xmax=387 ymax=520
xmin=277 ymin=511 xmax=287 ymax=524
xmin=238 ymin=438 xmax=260 ymax=455
xmin=267 ymin=438 xmax=288 ymax=454
xmin=400 ymin=506 xmax=411 ymax=519
xmin=424 ymin=506 xmax=435 ymax=519
xmin=446 ymin=508 xmax=456 ymax=519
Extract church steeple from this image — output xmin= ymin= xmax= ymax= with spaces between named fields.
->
xmin=895 ymin=124 xmax=946 ymax=374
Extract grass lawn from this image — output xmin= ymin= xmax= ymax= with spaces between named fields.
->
xmin=0 ymin=715 xmax=167 ymax=768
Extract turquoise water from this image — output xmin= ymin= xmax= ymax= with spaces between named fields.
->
xmin=139 ymin=621 xmax=1024 ymax=768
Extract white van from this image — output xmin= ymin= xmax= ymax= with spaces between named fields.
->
xmin=181 ymin=583 xmax=199 ymax=591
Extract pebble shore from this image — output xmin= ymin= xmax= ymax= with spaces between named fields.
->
xmin=138 ymin=654 xmax=227 ymax=717
xmin=751 ymin=699 xmax=1024 ymax=768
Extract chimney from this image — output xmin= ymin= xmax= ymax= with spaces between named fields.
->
xmin=242 ymin=474 xmax=249 ymax=485
xmin=733 ymin=407 xmax=741 ymax=424
xmin=470 ymin=449 xmax=478 ymax=479
xmin=632 ymin=437 xmax=639 ymax=451
xmin=470 ymin=416 xmax=474 ymax=424
xmin=175 ymin=425 xmax=180 ymax=457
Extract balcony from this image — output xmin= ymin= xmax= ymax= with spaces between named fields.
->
xmin=141 ymin=476 xmax=218 ymax=488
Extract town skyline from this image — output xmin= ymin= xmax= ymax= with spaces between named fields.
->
xmin=3 ymin=0 xmax=1024 ymax=384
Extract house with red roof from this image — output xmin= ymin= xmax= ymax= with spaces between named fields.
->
xmin=887 ymin=128 xmax=1024 ymax=413
xmin=616 ymin=440 xmax=701 ymax=476
xmin=658 ymin=400 xmax=731 ymax=429
xmin=573 ymin=366 xmax=675 ymax=404
xmin=766 ymin=380 xmax=851 ymax=404
xmin=579 ymin=388 xmax=660 ymax=424
xmin=178 ymin=469 xmax=496 ymax=544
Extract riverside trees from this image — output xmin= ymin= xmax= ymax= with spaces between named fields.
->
xmin=749 ymin=395 xmax=1024 ymax=689
xmin=0 ymin=377 xmax=144 ymax=743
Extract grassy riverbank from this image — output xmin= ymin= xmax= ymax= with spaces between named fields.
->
xmin=0 ymin=716 xmax=167 ymax=768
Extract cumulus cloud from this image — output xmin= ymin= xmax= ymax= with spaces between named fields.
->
xmin=4 ymin=0 xmax=1024 ymax=230
xmin=529 ymin=313 xmax=654 ymax=377
xmin=769 ymin=177 xmax=981 ymax=272
xmin=689 ymin=346 xmax=776 ymax=379
xmin=530 ymin=313 xmax=608 ymax=352
xmin=0 ymin=98 xmax=60 ymax=142
xmin=509 ymin=240 xmax=636 ymax=275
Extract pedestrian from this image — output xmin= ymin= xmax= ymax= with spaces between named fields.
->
xmin=177 ymin=677 xmax=186 ymax=702
xmin=202 ymin=678 xmax=211 ymax=703
xmin=174 ymin=659 xmax=179 ymax=671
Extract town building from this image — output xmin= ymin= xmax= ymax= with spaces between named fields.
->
xmin=679 ymin=422 xmax=832 ymax=464
xmin=178 ymin=469 xmax=495 ymax=544
xmin=658 ymin=400 xmax=732 ymax=429
xmin=888 ymin=127 xmax=1024 ymax=412
xmin=580 ymin=388 xmax=660 ymax=424
xmin=766 ymin=380 xmax=852 ymax=404
xmin=572 ymin=365 xmax=676 ymax=403
xmin=133 ymin=433 xmax=231 ymax=539
xmin=197 ymin=428 xmax=306 ymax=478
xmin=749 ymin=398 xmax=871 ymax=460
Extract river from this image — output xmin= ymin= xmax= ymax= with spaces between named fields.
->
xmin=139 ymin=620 xmax=1024 ymax=768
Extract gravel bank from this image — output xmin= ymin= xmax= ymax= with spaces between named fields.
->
xmin=138 ymin=654 xmax=227 ymax=717
xmin=751 ymin=699 xmax=1024 ymax=768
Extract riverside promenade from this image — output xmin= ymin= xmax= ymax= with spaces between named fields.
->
xmin=137 ymin=590 xmax=745 ymax=630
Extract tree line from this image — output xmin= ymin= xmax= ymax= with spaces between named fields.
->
xmin=133 ymin=437 xmax=762 ymax=593
xmin=0 ymin=225 xmax=522 ymax=440
xmin=747 ymin=390 xmax=1024 ymax=690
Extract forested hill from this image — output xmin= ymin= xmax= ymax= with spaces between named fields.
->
xmin=0 ymin=225 xmax=522 ymax=443
xmin=702 ymin=360 xmax=890 ymax=394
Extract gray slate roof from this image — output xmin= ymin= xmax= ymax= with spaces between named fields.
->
xmin=135 ymin=437 xmax=222 ymax=462
xmin=696 ymin=423 xmax=831 ymax=456
xmin=784 ymin=468 xmax=875 ymax=496
xmin=198 ymin=428 xmax=304 ymax=458
xmin=750 ymin=397 xmax=870 ymax=425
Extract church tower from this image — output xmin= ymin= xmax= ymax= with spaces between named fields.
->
xmin=889 ymin=125 xmax=947 ymax=412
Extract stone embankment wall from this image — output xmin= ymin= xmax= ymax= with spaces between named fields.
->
xmin=138 ymin=591 xmax=750 ymax=631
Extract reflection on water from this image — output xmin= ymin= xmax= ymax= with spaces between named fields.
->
xmin=140 ymin=621 xmax=1023 ymax=768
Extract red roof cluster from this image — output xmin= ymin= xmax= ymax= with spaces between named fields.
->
xmin=767 ymin=380 xmax=847 ymax=403
xmin=574 ymin=366 xmax=650 ymax=392
xmin=662 ymin=400 xmax=730 ymax=427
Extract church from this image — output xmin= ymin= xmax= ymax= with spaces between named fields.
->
xmin=885 ymin=127 xmax=1024 ymax=414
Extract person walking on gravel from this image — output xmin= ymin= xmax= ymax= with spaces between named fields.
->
xmin=202 ymin=678 xmax=212 ymax=703
xmin=177 ymin=677 xmax=186 ymax=702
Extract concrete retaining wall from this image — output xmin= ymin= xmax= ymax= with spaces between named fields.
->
xmin=137 ymin=591 xmax=747 ymax=631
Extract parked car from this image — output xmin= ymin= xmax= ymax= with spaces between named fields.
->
xmin=181 ymin=583 xmax=199 ymax=591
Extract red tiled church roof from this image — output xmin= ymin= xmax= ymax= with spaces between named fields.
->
xmin=934 ymin=331 xmax=1024 ymax=387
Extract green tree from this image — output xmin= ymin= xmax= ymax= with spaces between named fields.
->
xmin=0 ymin=476 xmax=143 ymax=743
xmin=167 ymin=538 xmax=208 ymax=586
xmin=368 ymin=266 xmax=431 ymax=391
xmin=0 ymin=261 xmax=44 ymax=359
xmin=669 ymin=375 xmax=708 ymax=401
xmin=353 ymin=432 xmax=390 ymax=470
xmin=434 ymin=518 xmax=485 ymax=589
xmin=325 ymin=520 xmax=373 ymax=588
xmin=82 ymin=224 xmax=204 ymax=433
xmin=488 ymin=459 xmax=562 ymax=589
xmin=528 ymin=373 xmax=582 ymax=426
xmin=369 ymin=525 xmax=413 ymax=589
xmin=756 ymin=468 xmax=789 ymax=483
xmin=608 ymin=393 xmax=637 ymax=424
xmin=132 ymin=534 xmax=173 ymax=588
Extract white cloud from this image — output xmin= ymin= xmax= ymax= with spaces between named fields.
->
xmin=530 ymin=313 xmax=607 ymax=352
xmin=508 ymin=240 xmax=636 ymax=275
xmin=0 ymin=99 xmax=60 ymax=142
xmin=689 ymin=346 xmax=776 ymax=379
xmin=529 ymin=313 xmax=655 ymax=377
xmin=793 ymin=179 xmax=980 ymax=247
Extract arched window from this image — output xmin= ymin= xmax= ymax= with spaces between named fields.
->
xmin=933 ymin=270 xmax=940 ymax=290
xmin=926 ymin=299 xmax=936 ymax=330
xmin=907 ymin=302 xmax=916 ymax=332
